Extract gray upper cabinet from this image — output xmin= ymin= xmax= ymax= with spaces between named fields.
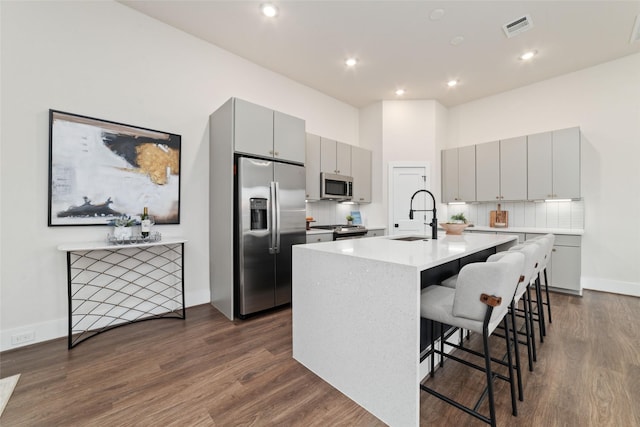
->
xmin=305 ymin=133 xmax=321 ymax=200
xmin=233 ymin=98 xmax=305 ymax=164
xmin=476 ymin=137 xmax=527 ymax=202
xmin=499 ymin=136 xmax=528 ymax=200
xmin=351 ymin=146 xmax=372 ymax=203
xmin=234 ymin=98 xmax=273 ymax=158
xmin=475 ymin=141 xmax=500 ymax=202
xmin=552 ymin=127 xmax=581 ymax=199
xmin=528 ymin=127 xmax=580 ymax=200
xmin=274 ymin=111 xmax=305 ymax=164
xmin=321 ymin=138 xmax=352 ymax=176
xmin=443 ymin=127 xmax=580 ymax=203
xmin=442 ymin=146 xmax=476 ymax=203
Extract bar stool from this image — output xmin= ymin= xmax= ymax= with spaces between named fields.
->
xmin=507 ymin=242 xmax=546 ymax=364
xmin=528 ymin=234 xmax=555 ymax=324
xmin=522 ymin=237 xmax=551 ymax=339
xmin=491 ymin=242 xmax=544 ymax=378
xmin=420 ymin=252 xmax=524 ymax=427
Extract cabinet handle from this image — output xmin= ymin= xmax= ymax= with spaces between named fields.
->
xmin=496 ymin=196 xmax=500 ymax=199
xmin=274 ymin=151 xmax=279 ymax=156
xmin=552 ymin=248 xmax=556 ymax=252
xmin=359 ymin=198 xmax=364 ymax=201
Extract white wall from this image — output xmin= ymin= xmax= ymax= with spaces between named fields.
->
xmin=358 ymin=102 xmax=384 ymax=226
xmin=0 ymin=1 xmax=359 ymax=350
xmin=447 ymin=53 xmax=640 ymax=295
xmin=382 ymin=101 xmax=445 ymax=227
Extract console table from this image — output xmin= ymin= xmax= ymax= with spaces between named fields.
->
xmin=58 ymin=237 xmax=187 ymax=348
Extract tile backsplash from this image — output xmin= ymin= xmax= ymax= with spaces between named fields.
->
xmin=306 ymin=201 xmax=359 ymax=225
xmin=446 ymin=200 xmax=584 ymax=230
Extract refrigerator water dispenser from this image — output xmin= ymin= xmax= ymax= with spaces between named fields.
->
xmin=250 ymin=198 xmax=268 ymax=230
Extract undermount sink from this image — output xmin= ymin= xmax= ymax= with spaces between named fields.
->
xmin=390 ymin=236 xmax=429 ymax=242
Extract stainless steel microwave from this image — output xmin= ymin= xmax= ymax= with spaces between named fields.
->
xmin=321 ymin=172 xmax=353 ymax=200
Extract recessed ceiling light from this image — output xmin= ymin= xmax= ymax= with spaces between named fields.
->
xmin=519 ymin=50 xmax=537 ymax=61
xmin=395 ymin=89 xmax=406 ymax=96
xmin=429 ymin=9 xmax=445 ymax=21
xmin=261 ymin=3 xmax=278 ymax=18
xmin=345 ymin=58 xmax=358 ymax=67
xmin=447 ymin=80 xmax=458 ymax=87
xmin=450 ymin=36 xmax=464 ymax=46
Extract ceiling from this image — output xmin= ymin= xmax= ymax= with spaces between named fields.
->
xmin=119 ymin=1 xmax=640 ymax=108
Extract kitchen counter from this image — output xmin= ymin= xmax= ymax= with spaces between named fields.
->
xmin=292 ymin=232 xmax=517 ymax=426
xmin=306 ymin=225 xmax=387 ymax=235
xmin=456 ymin=225 xmax=584 ymax=235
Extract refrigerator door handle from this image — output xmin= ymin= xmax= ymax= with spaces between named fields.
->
xmin=269 ymin=182 xmax=277 ymax=254
xmin=274 ymin=181 xmax=281 ymax=253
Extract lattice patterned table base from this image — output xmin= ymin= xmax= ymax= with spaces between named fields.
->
xmin=64 ymin=242 xmax=185 ymax=348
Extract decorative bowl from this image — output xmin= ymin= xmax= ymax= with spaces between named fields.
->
xmin=440 ymin=223 xmax=469 ymax=235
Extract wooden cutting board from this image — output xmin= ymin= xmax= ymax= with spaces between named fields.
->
xmin=490 ymin=204 xmax=508 ymax=228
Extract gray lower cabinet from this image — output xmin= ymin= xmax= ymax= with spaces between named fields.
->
xmin=526 ymin=233 xmax=582 ymax=294
xmin=306 ymin=233 xmax=333 ymax=243
xmin=365 ymin=228 xmax=385 ymax=237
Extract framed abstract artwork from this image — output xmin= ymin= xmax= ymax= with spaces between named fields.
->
xmin=48 ymin=110 xmax=181 ymax=226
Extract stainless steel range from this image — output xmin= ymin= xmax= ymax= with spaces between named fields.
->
xmin=310 ymin=224 xmax=368 ymax=240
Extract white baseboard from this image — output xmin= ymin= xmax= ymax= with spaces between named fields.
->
xmin=0 ymin=317 xmax=67 ymax=353
xmin=581 ymin=277 xmax=640 ymax=297
xmin=0 ymin=289 xmax=212 ymax=353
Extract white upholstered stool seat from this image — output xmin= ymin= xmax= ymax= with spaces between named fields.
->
xmin=420 ymin=251 xmax=524 ymax=427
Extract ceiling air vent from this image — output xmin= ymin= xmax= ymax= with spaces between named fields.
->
xmin=631 ymin=14 xmax=640 ymax=43
xmin=503 ymin=14 xmax=533 ymax=38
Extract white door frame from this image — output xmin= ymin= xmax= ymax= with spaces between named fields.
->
xmin=388 ymin=161 xmax=431 ymax=234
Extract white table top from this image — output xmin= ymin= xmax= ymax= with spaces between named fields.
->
xmin=58 ymin=237 xmax=187 ymax=252
xmin=296 ymin=232 xmax=517 ymax=271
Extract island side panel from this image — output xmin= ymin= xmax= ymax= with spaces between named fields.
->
xmin=292 ymin=246 xmax=421 ymax=427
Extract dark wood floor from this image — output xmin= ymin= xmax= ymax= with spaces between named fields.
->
xmin=1 ymin=290 xmax=638 ymax=426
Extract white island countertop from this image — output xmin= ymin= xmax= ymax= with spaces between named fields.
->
xmin=292 ymin=232 xmax=517 ymax=427
xmin=298 ymin=231 xmax=516 ymax=270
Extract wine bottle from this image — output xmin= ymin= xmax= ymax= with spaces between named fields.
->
xmin=141 ymin=207 xmax=150 ymax=238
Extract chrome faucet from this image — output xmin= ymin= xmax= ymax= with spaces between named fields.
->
xmin=409 ymin=189 xmax=438 ymax=240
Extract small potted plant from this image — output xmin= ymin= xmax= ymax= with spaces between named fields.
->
xmin=346 ymin=215 xmax=354 ymax=225
xmin=450 ymin=213 xmax=467 ymax=224
xmin=440 ymin=213 xmax=469 ymax=235
xmin=110 ymin=214 xmax=136 ymax=240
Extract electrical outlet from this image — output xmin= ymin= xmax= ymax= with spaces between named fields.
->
xmin=11 ymin=331 xmax=35 ymax=345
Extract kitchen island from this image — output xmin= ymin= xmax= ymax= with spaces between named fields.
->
xmin=292 ymin=232 xmax=518 ymax=427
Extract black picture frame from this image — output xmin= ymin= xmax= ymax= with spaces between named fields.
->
xmin=48 ymin=110 xmax=181 ymax=226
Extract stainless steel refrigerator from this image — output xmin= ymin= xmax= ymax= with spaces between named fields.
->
xmin=235 ymin=156 xmax=306 ymax=318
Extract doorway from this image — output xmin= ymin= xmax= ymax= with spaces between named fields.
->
xmin=388 ymin=162 xmax=431 ymax=236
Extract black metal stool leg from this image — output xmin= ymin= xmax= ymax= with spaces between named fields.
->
xmin=503 ymin=316 xmax=518 ymax=415
xmin=535 ymin=275 xmax=546 ymax=340
xmin=482 ymin=326 xmax=497 ymax=427
xmin=544 ymin=268 xmax=552 ymax=323
xmin=430 ymin=319 xmax=435 ymax=377
xmin=522 ymin=292 xmax=535 ymax=369
xmin=526 ymin=285 xmax=538 ymax=359
xmin=510 ymin=301 xmax=524 ymax=401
